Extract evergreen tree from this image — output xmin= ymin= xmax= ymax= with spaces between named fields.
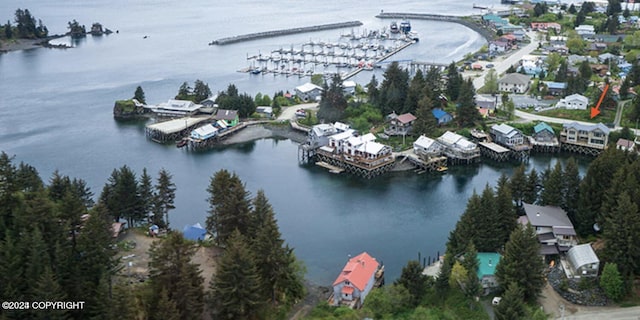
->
xmin=568 ymin=4 xmax=577 ymax=14
xmin=148 ymin=232 xmax=204 ymax=320
xmin=424 ymin=66 xmax=442 ymax=101
xmin=206 ymin=170 xmax=251 ymax=246
xmin=483 ymin=68 xmax=498 ymax=94
xmin=396 ymin=260 xmax=429 ymax=306
xmin=378 ymin=62 xmax=409 ymax=115
xmin=366 ymin=75 xmax=380 ymax=106
xmin=176 ymin=82 xmax=191 ymax=100
xmin=495 ymin=224 xmax=545 ymax=303
xmin=411 ymin=94 xmax=437 ymax=136
xmin=155 ymin=168 xmax=176 ymax=229
xmin=138 ymin=168 xmax=154 ymax=223
xmin=134 ymin=86 xmax=146 ymax=104
xmin=193 ymin=79 xmax=212 ymax=103
xmin=448 ymin=192 xmax=481 ymax=256
xmin=600 ymin=262 xmax=626 ymax=301
xmin=540 ymin=162 xmax=563 ymax=206
xmin=603 ymin=192 xmax=640 ymax=278
xmin=476 ymin=185 xmax=500 ymax=251
xmin=32 ymin=266 xmax=68 ymax=320
xmin=152 ymin=288 xmax=181 ymax=320
xmin=496 ymin=174 xmax=517 ymax=247
xmin=403 ymin=69 xmax=425 ymax=114
xmin=523 ymin=168 xmax=540 ymax=205
xmin=494 ymin=283 xmax=526 ymax=320
xmin=461 ymin=243 xmax=481 ymax=298
xmin=15 ymin=162 xmax=42 ymax=193
xmin=5 ymin=21 xmax=12 ymax=39
xmin=446 ymin=62 xmax=463 ymax=101
xmin=317 ymin=75 xmax=347 ymax=122
xmin=456 ymin=79 xmax=480 ymax=127
xmin=210 ymin=230 xmax=263 ymax=319
xmin=99 ymin=165 xmax=141 ymax=225
xmin=562 ymin=158 xmax=581 ymax=223
xmin=510 ymin=164 xmax=527 ymax=207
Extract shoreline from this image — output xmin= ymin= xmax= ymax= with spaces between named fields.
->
xmin=0 ymin=35 xmax=67 ymax=53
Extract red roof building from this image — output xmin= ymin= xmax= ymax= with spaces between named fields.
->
xmin=332 ymin=252 xmax=380 ymax=308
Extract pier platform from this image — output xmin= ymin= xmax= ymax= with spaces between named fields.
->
xmin=479 ymin=142 xmax=510 ymax=162
xmin=145 ymin=116 xmax=212 ymax=143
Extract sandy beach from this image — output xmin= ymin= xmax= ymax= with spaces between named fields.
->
xmin=0 ymin=38 xmax=44 ymax=52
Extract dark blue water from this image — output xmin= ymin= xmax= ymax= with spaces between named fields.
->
xmin=0 ymin=0 xmax=589 ymax=284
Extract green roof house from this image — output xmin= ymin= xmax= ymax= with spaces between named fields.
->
xmin=477 ymin=252 xmax=501 ymax=295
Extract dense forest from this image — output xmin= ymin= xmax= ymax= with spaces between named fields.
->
xmin=0 ymin=9 xmax=49 ymax=41
xmin=0 ymin=152 xmax=304 ymax=319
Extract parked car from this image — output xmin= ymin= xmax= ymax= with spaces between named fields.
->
xmin=492 ymin=297 xmax=502 ymax=306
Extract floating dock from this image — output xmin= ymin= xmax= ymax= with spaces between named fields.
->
xmin=315 ymin=161 xmax=345 ymax=174
xmin=210 ymin=21 xmax=363 ymax=45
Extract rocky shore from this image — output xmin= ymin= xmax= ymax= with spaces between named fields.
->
xmin=0 ymin=35 xmax=67 ymax=53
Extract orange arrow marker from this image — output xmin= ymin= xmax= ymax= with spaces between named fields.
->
xmin=590 ymin=84 xmax=609 ymax=119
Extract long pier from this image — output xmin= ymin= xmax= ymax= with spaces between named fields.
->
xmin=210 ymin=21 xmax=363 ymax=45
xmin=375 ymin=12 xmax=494 ymax=42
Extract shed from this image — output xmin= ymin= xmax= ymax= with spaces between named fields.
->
xmin=567 ymin=243 xmax=599 ymax=277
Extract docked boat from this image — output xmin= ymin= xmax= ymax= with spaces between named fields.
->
xmin=400 ymin=20 xmax=411 ymax=33
xmin=390 ymin=21 xmax=399 ymax=33
xmin=407 ymin=31 xmax=420 ymax=41
xmin=436 ymin=166 xmax=448 ymax=172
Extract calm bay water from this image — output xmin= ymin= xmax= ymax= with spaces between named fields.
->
xmin=0 ymin=0 xmax=589 ymax=284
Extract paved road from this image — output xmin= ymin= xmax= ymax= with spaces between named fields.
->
xmin=472 ymin=30 xmax=541 ymax=90
xmin=277 ymin=102 xmax=319 ymax=121
xmin=557 ymin=306 xmax=640 ymax=320
xmin=615 ymin=100 xmax=630 ymax=127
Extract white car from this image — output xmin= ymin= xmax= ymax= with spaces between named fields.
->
xmin=492 ymin=297 xmax=502 ymax=306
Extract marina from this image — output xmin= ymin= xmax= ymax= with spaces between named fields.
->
xmin=240 ymin=23 xmax=420 ymax=80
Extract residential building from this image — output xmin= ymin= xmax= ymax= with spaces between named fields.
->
xmin=323 ymin=131 xmax=393 ymax=167
xmin=343 ymin=80 xmax=357 ymax=95
xmin=477 ymin=252 xmax=501 ymax=295
xmin=532 ymin=122 xmax=555 ymax=143
xmin=295 ymin=82 xmax=323 ymax=101
xmin=309 ymin=123 xmax=338 ymax=148
xmin=567 ymin=244 xmax=600 ymax=278
xmin=386 ymin=113 xmax=417 ymax=136
xmin=437 ymin=131 xmax=480 ymax=161
xmin=530 ymin=22 xmax=561 ymax=32
xmin=520 ymin=203 xmax=578 ymax=256
xmin=490 ymin=123 xmax=526 ymax=148
xmin=332 ymin=252 xmax=381 ymax=308
xmin=498 ymin=73 xmax=531 ymax=93
xmin=147 ymin=99 xmax=203 ymax=117
xmin=190 ymin=124 xmax=219 ymax=140
xmin=475 ymin=94 xmax=498 ymax=110
xmin=214 ymin=109 xmax=239 ymax=126
xmin=413 ymin=135 xmax=443 ymax=158
xmin=556 ymin=94 xmax=589 ymax=110
xmin=598 ymin=52 xmax=621 ymax=64
xmin=543 ymin=81 xmax=567 ymax=96
xmin=575 ymin=24 xmax=595 ymax=36
xmin=489 ymin=41 xmax=510 ymax=54
xmin=560 ymin=122 xmax=610 ymax=149
xmin=616 ymin=138 xmax=635 ymax=152
xmin=432 ymin=108 xmax=453 ymax=125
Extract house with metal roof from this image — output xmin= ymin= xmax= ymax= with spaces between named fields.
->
xmin=309 ymin=123 xmax=338 ymax=148
xmin=214 ymin=109 xmax=239 ymax=126
xmin=295 ymin=82 xmax=323 ymax=102
xmin=533 ymin=122 xmax=555 ymax=143
xmin=432 ymin=108 xmax=453 ymax=125
xmin=148 ymin=99 xmax=204 ymax=117
xmin=413 ymin=135 xmax=443 ymax=158
xmin=543 ymin=81 xmax=567 ymax=96
xmin=498 ymin=73 xmax=531 ymax=93
xmin=566 ymin=244 xmax=600 ymax=278
xmin=332 ymin=252 xmax=381 ymax=308
xmin=190 ymin=124 xmax=219 ymax=140
xmin=490 ymin=123 xmax=526 ymax=149
xmin=437 ymin=131 xmax=480 ymax=162
xmin=477 ymin=252 xmax=501 ymax=295
xmin=520 ymin=203 xmax=577 ymax=256
xmin=616 ymin=138 xmax=636 ymax=152
xmin=556 ymin=94 xmax=589 ymax=110
xmin=560 ymin=122 xmax=610 ymax=150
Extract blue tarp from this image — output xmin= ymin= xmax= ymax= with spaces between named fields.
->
xmin=183 ymin=223 xmax=207 ymax=241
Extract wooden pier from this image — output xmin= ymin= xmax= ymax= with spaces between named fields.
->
xmin=315 ymin=148 xmax=395 ymax=179
xmin=395 ymin=151 xmax=447 ymax=173
xmin=210 ymin=21 xmax=363 ymax=45
xmin=479 ymin=142 xmax=511 ymax=162
xmin=145 ymin=116 xmax=212 ymax=143
xmin=316 ymin=161 xmax=345 ymax=174
xmin=528 ymin=136 xmax=560 ymax=153
xmin=560 ymin=143 xmax=604 ymax=157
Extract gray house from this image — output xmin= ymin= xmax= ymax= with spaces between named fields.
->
xmin=532 ymin=122 xmax=555 ymax=143
xmin=519 ymin=203 xmax=577 ymax=256
xmin=498 ymin=73 xmax=531 ymax=94
xmin=490 ymin=123 xmax=525 ymax=148
xmin=295 ymin=83 xmax=323 ymax=102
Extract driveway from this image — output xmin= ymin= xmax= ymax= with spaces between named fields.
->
xmin=277 ymin=102 xmax=319 ymax=121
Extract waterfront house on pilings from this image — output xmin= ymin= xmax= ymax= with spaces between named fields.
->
xmin=145 ymin=99 xmax=204 ymax=117
xmin=213 ymin=109 xmax=239 ymax=127
xmin=529 ymin=122 xmax=560 ymax=153
xmin=490 ymin=123 xmax=530 ymax=161
xmin=413 ymin=135 xmax=443 ymax=159
xmin=436 ymin=131 xmax=480 ymax=164
xmin=560 ymin=122 xmax=609 ymax=156
xmin=316 ymin=131 xmax=394 ymax=178
xmin=299 ymin=122 xmax=352 ymax=164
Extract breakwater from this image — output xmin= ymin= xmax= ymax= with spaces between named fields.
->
xmin=376 ymin=13 xmax=494 ymax=42
xmin=210 ymin=21 xmax=363 ymax=45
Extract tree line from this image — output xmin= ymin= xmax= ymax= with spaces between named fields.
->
xmin=1 ymin=9 xmax=48 ymax=40
xmin=0 ymin=152 xmax=305 ymax=319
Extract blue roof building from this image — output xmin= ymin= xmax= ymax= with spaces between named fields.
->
xmin=477 ymin=252 xmax=501 ymax=294
xmin=183 ymin=223 xmax=207 ymax=241
xmin=432 ymin=108 xmax=453 ymax=125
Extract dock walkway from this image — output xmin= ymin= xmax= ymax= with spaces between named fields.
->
xmin=211 ymin=21 xmax=363 ymax=45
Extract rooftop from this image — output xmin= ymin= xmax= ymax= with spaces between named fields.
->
xmin=332 ymin=252 xmax=380 ymax=291
xmin=522 ymin=203 xmax=573 ymax=228
xmin=477 ymin=252 xmax=501 ymax=280
xmin=499 ymin=73 xmax=531 ymax=86
xmin=562 ymin=122 xmax=610 ymax=135
xmin=534 ymin=122 xmax=554 ymax=134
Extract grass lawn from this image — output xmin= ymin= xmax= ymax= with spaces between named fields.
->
xmin=538 ymin=108 xmax=615 ymax=124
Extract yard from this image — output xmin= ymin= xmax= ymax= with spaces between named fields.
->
xmin=538 ymin=108 xmax=616 ymax=125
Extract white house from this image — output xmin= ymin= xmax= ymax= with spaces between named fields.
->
xmin=556 ymin=94 xmax=589 ymax=110
xmin=498 ymin=73 xmax=531 ymax=94
xmin=295 ymin=83 xmax=323 ymax=102
xmin=332 ymin=252 xmax=381 ymax=308
xmin=616 ymin=138 xmax=636 ymax=152
xmin=575 ymin=24 xmax=595 ymax=36
xmin=148 ymin=99 xmax=203 ymax=117
xmin=309 ymin=124 xmax=338 ymax=148
xmin=343 ymin=80 xmax=357 ymax=95
xmin=413 ymin=135 xmax=443 ymax=157
xmin=567 ymin=244 xmax=600 ymax=278
xmin=560 ymin=122 xmax=610 ymax=149
xmin=190 ymin=124 xmax=218 ymax=140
